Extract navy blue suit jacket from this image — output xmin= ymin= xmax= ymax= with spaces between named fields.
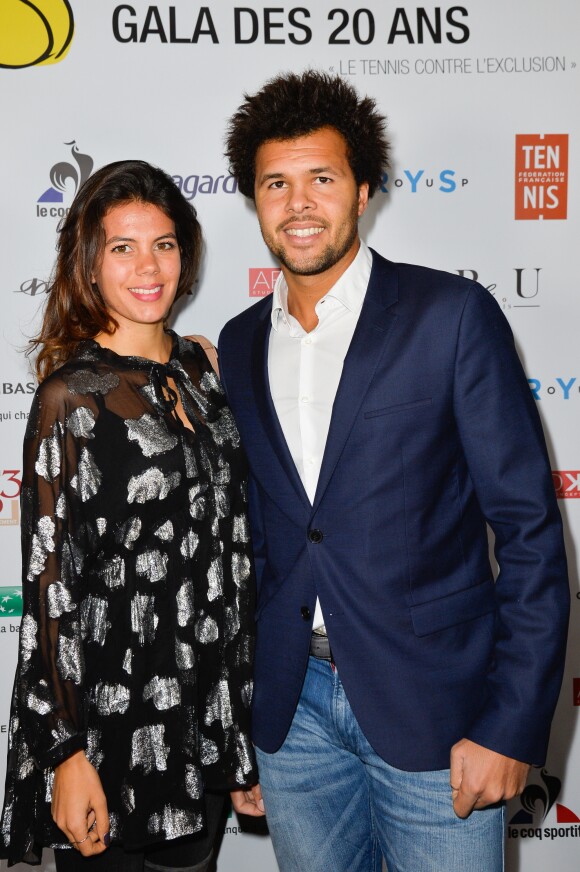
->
xmin=218 ymin=249 xmax=569 ymax=771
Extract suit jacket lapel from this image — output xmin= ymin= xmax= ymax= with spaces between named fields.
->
xmin=313 ymin=251 xmax=399 ymax=512
xmin=250 ymin=309 xmax=311 ymax=512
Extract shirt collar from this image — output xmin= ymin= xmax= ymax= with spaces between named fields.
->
xmin=271 ymin=240 xmax=372 ymax=331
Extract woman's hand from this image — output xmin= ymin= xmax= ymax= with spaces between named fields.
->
xmin=230 ymin=783 xmax=266 ymax=817
xmin=51 ymin=750 xmax=110 ymax=856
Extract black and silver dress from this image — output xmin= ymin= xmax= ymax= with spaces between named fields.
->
xmin=0 ymin=333 xmax=257 ymax=866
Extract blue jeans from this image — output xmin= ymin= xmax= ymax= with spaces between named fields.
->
xmin=255 ymin=657 xmax=504 ymax=872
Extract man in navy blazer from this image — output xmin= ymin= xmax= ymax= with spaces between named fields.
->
xmin=218 ymin=71 xmax=569 ymax=871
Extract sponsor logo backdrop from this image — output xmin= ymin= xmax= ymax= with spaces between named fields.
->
xmin=0 ymin=2 xmax=578 ymax=870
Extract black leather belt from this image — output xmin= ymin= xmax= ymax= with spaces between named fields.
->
xmin=309 ymin=631 xmax=333 ymax=661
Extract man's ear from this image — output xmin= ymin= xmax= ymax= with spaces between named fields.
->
xmin=358 ymin=182 xmax=370 ymax=217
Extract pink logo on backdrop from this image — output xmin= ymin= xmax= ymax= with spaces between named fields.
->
xmin=249 ymin=268 xmax=280 ymax=297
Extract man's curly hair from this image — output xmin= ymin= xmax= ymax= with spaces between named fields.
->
xmin=225 ymin=69 xmax=389 ymax=200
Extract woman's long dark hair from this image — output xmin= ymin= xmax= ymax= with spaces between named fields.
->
xmin=31 ymin=159 xmax=202 ymax=381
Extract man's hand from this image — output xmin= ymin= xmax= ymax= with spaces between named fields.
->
xmin=230 ymin=784 xmax=266 ymax=817
xmin=450 ymin=739 xmax=530 ymax=819
xmin=52 ymin=750 xmax=110 ymax=856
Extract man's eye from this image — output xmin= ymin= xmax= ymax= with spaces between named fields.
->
xmin=269 ymin=180 xmax=286 ymax=189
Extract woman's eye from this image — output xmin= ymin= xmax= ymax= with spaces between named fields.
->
xmin=111 ymin=244 xmax=131 ymax=254
xmin=157 ymin=241 xmax=176 ymax=251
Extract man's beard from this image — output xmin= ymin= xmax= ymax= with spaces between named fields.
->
xmin=260 ymin=203 xmax=359 ymax=276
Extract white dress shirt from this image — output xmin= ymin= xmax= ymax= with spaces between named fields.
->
xmin=268 ymin=240 xmax=372 ymax=629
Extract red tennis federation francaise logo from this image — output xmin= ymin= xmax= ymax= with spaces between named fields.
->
xmin=515 ymin=134 xmax=568 ymax=220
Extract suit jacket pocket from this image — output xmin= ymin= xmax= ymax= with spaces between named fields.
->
xmin=409 ymin=578 xmax=496 ymax=637
xmin=364 ymin=397 xmax=432 ymax=419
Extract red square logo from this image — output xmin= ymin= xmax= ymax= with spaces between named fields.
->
xmin=552 ymin=471 xmax=580 ymax=499
xmin=515 ymin=134 xmax=568 ymax=220
xmin=249 ymin=268 xmax=280 ymax=297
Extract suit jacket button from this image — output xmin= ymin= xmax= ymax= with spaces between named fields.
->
xmin=300 ymin=606 xmax=311 ymax=621
xmin=308 ymin=529 xmax=323 ymax=544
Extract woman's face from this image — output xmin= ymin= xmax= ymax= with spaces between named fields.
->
xmin=91 ymin=201 xmax=181 ymax=330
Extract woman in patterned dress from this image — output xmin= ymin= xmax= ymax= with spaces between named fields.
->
xmin=0 ymin=160 xmax=264 ymax=870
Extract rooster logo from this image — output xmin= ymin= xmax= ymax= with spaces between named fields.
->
xmin=509 ymin=769 xmax=580 ymax=825
xmin=0 ymin=0 xmax=74 ymax=69
xmin=38 ymin=141 xmax=93 ymax=204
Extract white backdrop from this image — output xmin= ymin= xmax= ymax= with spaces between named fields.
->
xmin=0 ymin=2 xmax=578 ymax=870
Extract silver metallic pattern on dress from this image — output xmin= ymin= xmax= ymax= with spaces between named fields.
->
xmin=27 ymin=516 xmax=56 ymax=580
xmin=71 ymin=448 xmax=102 ymax=502
xmin=200 ymin=370 xmax=221 ymax=395
xmin=176 ymin=581 xmax=194 ymax=627
xmin=235 ymin=732 xmax=255 ymax=781
xmin=199 ymin=735 xmax=219 ymax=766
xmin=44 ymin=769 xmax=54 ymax=803
xmin=108 ymin=812 xmax=121 ymax=841
xmin=0 ymin=801 xmax=12 ymax=838
xmin=49 ymin=717 xmax=77 ymax=747
xmin=125 ymin=414 xmax=178 ymax=458
xmin=80 ymin=595 xmax=110 ymax=645
xmin=232 ymin=514 xmax=250 ymax=543
xmin=136 ymin=549 xmax=168 ymax=583
xmin=241 ymin=680 xmax=253 ymax=708
xmin=184 ymin=764 xmax=203 ymax=800
xmin=35 ymin=423 xmax=62 ymax=481
xmin=195 ymin=614 xmax=219 ymax=644
xmin=188 ymin=483 xmax=207 ymax=520
xmin=154 ymin=520 xmax=174 ymax=541
xmin=148 ymin=806 xmax=202 ymax=840
xmin=207 ymin=558 xmax=223 ymax=602
xmin=66 ymin=406 xmax=96 ymax=440
xmin=143 ymin=676 xmax=181 ymax=711
xmin=57 ymin=632 xmax=84 ymax=683
xmin=55 ymin=492 xmax=67 ymax=520
xmin=130 ymin=724 xmax=169 ymax=774
xmin=204 ymin=678 xmax=233 ymax=729
xmin=121 ymin=782 xmax=135 ymax=814
xmin=101 ymin=555 xmax=125 ymax=589
xmin=27 ymin=681 xmax=53 ymax=716
xmin=182 ymin=438 xmax=198 ymax=478
xmin=95 ymin=682 xmax=131 ymax=715
xmin=96 ymin=517 xmax=107 ymax=536
xmin=86 ymin=727 xmax=104 ymax=770
xmin=206 ymin=407 xmax=240 ymax=448
xmin=128 ymin=468 xmax=181 ymax=504
xmin=19 ymin=614 xmax=37 ymax=663
xmin=231 ymin=553 xmax=251 ymax=588
xmin=180 ymin=531 xmax=199 ymax=559
xmin=213 ymin=457 xmax=231 ymax=486
xmin=131 ymin=594 xmax=158 ymax=644
xmin=115 ymin=516 xmax=142 ymax=550
xmin=213 ymin=485 xmax=230 ymax=520
xmin=175 ymin=639 xmax=195 ymax=670
xmin=224 ymin=603 xmax=240 ymax=642
xmin=47 ymin=581 xmax=75 ymax=618
xmin=122 ymin=648 xmax=132 ymax=674
xmin=16 ymin=739 xmax=35 ymax=781
xmin=66 ymin=370 xmax=120 ymax=395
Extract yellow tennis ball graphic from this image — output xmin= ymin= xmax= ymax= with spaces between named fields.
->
xmin=0 ymin=0 xmax=74 ymax=68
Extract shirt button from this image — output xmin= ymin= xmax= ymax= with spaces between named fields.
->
xmin=301 ymin=395 xmax=310 ymax=403
xmin=303 ymin=337 xmax=312 ymax=345
xmin=300 ymin=606 xmax=311 ymax=621
xmin=308 ymin=529 xmax=323 ymax=544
